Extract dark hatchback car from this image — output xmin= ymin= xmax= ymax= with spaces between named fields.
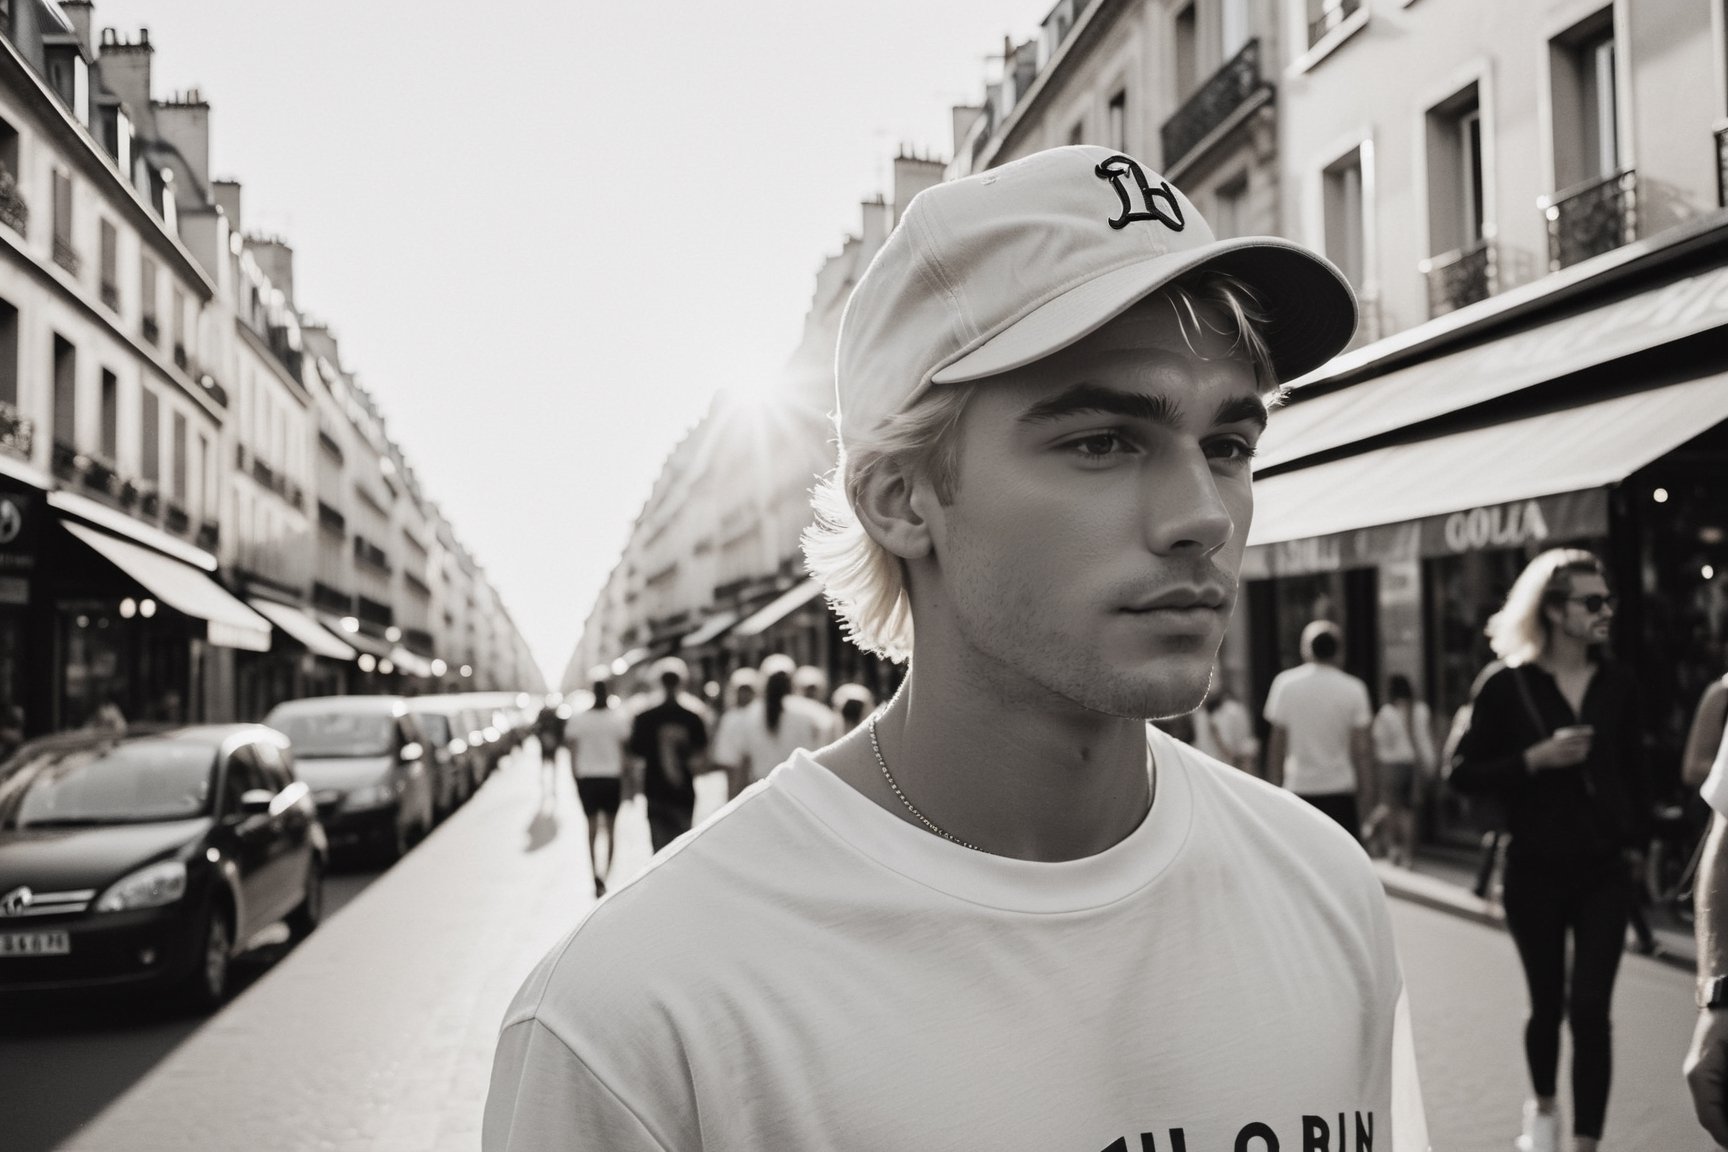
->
xmin=0 ymin=725 xmax=326 ymax=1010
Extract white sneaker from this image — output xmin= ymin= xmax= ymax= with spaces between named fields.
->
xmin=1514 ymin=1101 xmax=1559 ymax=1152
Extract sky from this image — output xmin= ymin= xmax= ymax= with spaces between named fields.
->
xmin=93 ymin=0 xmax=1058 ymax=686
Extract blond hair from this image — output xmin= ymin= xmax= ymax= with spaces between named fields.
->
xmin=803 ymin=271 xmax=1277 ymax=662
xmin=1485 ymin=547 xmax=1607 ymax=666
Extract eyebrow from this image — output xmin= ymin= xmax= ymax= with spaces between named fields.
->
xmin=1015 ymin=383 xmax=1269 ymax=432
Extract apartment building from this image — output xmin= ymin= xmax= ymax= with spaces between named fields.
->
xmin=0 ymin=1 xmax=540 ymax=735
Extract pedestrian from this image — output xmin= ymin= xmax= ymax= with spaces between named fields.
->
xmin=829 ymin=682 xmax=876 ymax=734
xmin=793 ymin=664 xmax=842 ymax=741
xmin=710 ymin=653 xmax=830 ymax=800
xmin=1263 ymin=620 xmax=1375 ymax=839
xmin=1363 ymin=674 xmax=1435 ymax=867
xmin=485 ymin=144 xmax=1425 ymax=1150
xmin=564 ymin=673 xmax=631 ymax=897
xmin=1685 ymin=713 xmax=1728 ymax=1148
xmin=1189 ymin=669 xmax=1258 ymax=774
xmin=535 ymin=702 xmax=564 ymax=764
xmin=1447 ymin=547 xmax=1648 ymax=1152
xmin=625 ymin=657 xmax=709 ymax=853
xmin=1683 ymin=671 xmax=1728 ymax=790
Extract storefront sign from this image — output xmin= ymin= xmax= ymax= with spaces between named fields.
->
xmin=1244 ymin=489 xmax=1609 ymax=578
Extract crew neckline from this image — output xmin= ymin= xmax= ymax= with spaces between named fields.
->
xmin=770 ymin=725 xmax=1196 ymax=914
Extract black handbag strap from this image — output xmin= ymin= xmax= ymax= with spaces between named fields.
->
xmin=1509 ymin=665 xmax=1549 ymax=742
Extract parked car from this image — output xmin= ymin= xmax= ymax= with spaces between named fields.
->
xmin=263 ymin=696 xmax=435 ymax=864
xmin=405 ymin=700 xmax=475 ymax=818
xmin=0 ymin=724 xmax=326 ymax=1010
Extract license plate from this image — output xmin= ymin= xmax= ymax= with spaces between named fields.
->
xmin=0 ymin=931 xmax=70 ymax=956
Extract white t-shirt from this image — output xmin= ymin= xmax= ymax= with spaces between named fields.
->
xmin=563 ymin=707 xmax=631 ymax=779
xmin=484 ymin=728 xmax=1429 ymax=1151
xmin=1264 ymin=663 xmax=1374 ymax=796
xmin=1701 ymin=719 xmax=1728 ymax=818
xmin=710 ymin=697 xmax=829 ymax=783
xmin=1371 ymin=702 xmax=1435 ymax=769
xmin=1190 ymin=698 xmax=1258 ymax=766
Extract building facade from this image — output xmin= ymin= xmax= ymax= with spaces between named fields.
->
xmin=0 ymin=0 xmax=540 ymax=738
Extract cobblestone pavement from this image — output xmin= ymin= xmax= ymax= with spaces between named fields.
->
xmin=1393 ymin=896 xmax=1707 ymax=1151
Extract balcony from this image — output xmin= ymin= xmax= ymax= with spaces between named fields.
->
xmin=51 ymin=438 xmax=78 ymax=480
xmin=1543 ymin=168 xmax=1637 ymax=272
xmin=0 ymin=173 xmax=26 ymax=237
xmin=52 ymin=236 xmax=79 ymax=276
xmin=173 ymin=343 xmax=189 ymax=371
xmin=196 ymin=521 xmax=220 ymax=552
xmin=99 ymin=280 xmax=118 ymax=311
xmin=317 ymin=500 xmax=346 ymax=535
xmin=266 ymin=325 xmax=303 ymax=380
xmin=0 ymin=399 xmax=33 ymax=459
xmin=1420 ymin=238 xmax=1497 ymax=318
xmin=164 ymin=502 xmax=190 ymax=535
xmin=1717 ymin=125 xmax=1728 ymax=209
xmin=141 ymin=315 xmax=159 ymax=345
xmin=1308 ymin=0 xmax=1361 ymax=48
xmin=80 ymin=453 xmax=125 ymax=502
xmin=1160 ymin=39 xmax=1270 ymax=177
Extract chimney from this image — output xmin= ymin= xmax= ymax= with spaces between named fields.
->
xmin=858 ymin=195 xmax=889 ymax=262
xmin=951 ymin=105 xmax=982 ymax=157
xmin=891 ymin=154 xmax=945 ymax=227
xmin=152 ymin=89 xmax=211 ymax=200
xmin=248 ymin=237 xmax=295 ymax=305
xmin=212 ymin=179 xmax=241 ymax=233
xmin=60 ymin=1 xmax=95 ymax=51
xmin=95 ymin=28 xmax=153 ymax=130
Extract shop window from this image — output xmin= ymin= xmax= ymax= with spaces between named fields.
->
xmin=98 ymin=369 xmax=117 ymax=460
xmin=0 ymin=297 xmax=17 ymax=408
xmin=140 ymin=386 xmax=159 ymax=483
xmin=51 ymin=334 xmax=74 ymax=446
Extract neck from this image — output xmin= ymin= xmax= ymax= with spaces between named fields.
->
xmin=1541 ymin=633 xmax=1591 ymax=671
xmin=865 ymin=657 xmax=1154 ymax=863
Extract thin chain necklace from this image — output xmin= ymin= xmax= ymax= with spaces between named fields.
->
xmin=868 ymin=716 xmax=986 ymax=853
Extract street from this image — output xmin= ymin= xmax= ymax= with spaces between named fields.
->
xmin=0 ymin=740 xmax=1708 ymax=1151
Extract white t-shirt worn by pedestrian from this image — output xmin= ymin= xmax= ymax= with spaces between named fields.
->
xmin=563 ymin=707 xmax=631 ymax=779
xmin=483 ymin=727 xmax=1429 ymax=1152
xmin=1701 ymin=720 xmax=1728 ymax=818
xmin=1190 ymin=697 xmax=1258 ymax=766
xmin=1371 ymin=702 xmax=1435 ymax=769
xmin=1264 ymin=662 xmax=1374 ymax=796
xmin=710 ymin=696 xmax=829 ymax=784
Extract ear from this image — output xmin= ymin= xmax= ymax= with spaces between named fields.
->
xmin=854 ymin=456 xmax=936 ymax=561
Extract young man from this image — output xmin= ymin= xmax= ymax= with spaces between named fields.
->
xmin=485 ymin=145 xmax=1428 ymax=1150
xmin=625 ymin=657 xmax=708 ymax=853
xmin=564 ymin=672 xmax=631 ymax=896
xmin=1264 ymin=620 xmax=1376 ymax=838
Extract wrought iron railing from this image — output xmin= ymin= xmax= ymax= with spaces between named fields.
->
xmin=51 ymin=438 xmax=78 ymax=480
xmin=172 ymin=343 xmax=188 ymax=370
xmin=0 ymin=178 xmax=27 ymax=237
xmin=196 ymin=521 xmax=220 ymax=552
xmin=318 ymin=500 xmax=345 ymax=535
xmin=139 ymin=487 xmax=160 ymax=517
xmin=1716 ymin=125 xmax=1728 ymax=209
xmin=1308 ymin=0 xmax=1361 ymax=48
xmin=0 ymin=399 xmax=32 ymax=459
xmin=141 ymin=315 xmax=159 ymax=344
xmin=1160 ymin=39 xmax=1266 ymax=172
xmin=164 ymin=502 xmax=191 ymax=534
xmin=99 ymin=281 xmax=118 ymax=311
xmin=52 ymin=236 xmax=79 ymax=276
xmin=81 ymin=454 xmax=124 ymax=501
xmin=1543 ymin=168 xmax=1637 ymax=271
xmin=1421 ymin=238 xmax=1497 ymax=317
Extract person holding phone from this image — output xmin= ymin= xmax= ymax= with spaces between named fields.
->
xmin=1448 ymin=548 xmax=1647 ymax=1152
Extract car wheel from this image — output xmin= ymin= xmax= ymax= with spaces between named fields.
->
xmin=287 ymin=858 xmax=324 ymax=940
xmin=380 ymin=815 xmax=409 ymax=865
xmin=182 ymin=904 xmax=232 ymax=1013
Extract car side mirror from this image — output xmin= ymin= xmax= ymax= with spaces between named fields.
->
xmin=399 ymin=742 xmax=424 ymax=763
xmin=238 ymin=788 xmax=274 ymax=815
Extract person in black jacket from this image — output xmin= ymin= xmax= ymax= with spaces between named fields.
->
xmin=1450 ymin=547 xmax=1647 ymax=1152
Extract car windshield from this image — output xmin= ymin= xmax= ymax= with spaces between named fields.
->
xmin=416 ymin=713 xmax=451 ymax=744
xmin=0 ymin=738 xmax=216 ymax=828
xmin=271 ymin=711 xmax=396 ymax=758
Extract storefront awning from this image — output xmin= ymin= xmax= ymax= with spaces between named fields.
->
xmin=733 ymin=578 xmax=825 ymax=639
xmin=389 ymin=645 xmax=435 ymax=678
xmin=1256 ymin=263 xmax=1728 ymax=471
xmin=63 ymin=521 xmax=272 ymax=652
xmin=1249 ymin=371 xmax=1728 ymax=551
xmin=679 ymin=609 xmax=739 ymax=650
xmin=249 ymin=599 xmax=357 ymax=661
xmin=316 ymin=615 xmax=394 ymax=659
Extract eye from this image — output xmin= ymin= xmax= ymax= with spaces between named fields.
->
xmin=1205 ymin=436 xmax=1258 ymax=465
xmin=1064 ymin=430 xmax=1137 ymax=462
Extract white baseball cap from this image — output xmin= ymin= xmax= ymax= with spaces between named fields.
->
xmin=834 ymin=145 xmax=1357 ymax=451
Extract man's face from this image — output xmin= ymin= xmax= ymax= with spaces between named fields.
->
xmin=914 ymin=296 xmax=1264 ymax=720
xmin=1552 ymin=571 xmax=1614 ymax=647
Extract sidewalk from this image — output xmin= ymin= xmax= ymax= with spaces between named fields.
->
xmin=61 ymin=745 xmax=602 ymax=1152
xmin=1374 ymin=848 xmax=1698 ymax=973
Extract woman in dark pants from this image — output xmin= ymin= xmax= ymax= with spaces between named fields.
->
xmin=1450 ymin=548 xmax=1647 ymax=1152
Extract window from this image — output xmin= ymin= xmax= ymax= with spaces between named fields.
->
xmin=52 ymin=334 xmax=75 ymax=446
xmin=1107 ymin=89 xmax=1127 ymax=152
xmin=1213 ymin=176 xmax=1248 ymax=239
xmin=198 ymin=431 xmax=213 ymax=518
xmin=1550 ymin=11 xmax=1620 ymax=190
xmin=1321 ymin=145 xmax=1367 ymax=291
xmin=51 ymin=169 xmax=76 ymax=273
xmin=1068 ymin=120 xmax=1085 ymax=147
xmin=140 ymin=387 xmax=159 ymax=483
xmin=99 ymin=369 xmax=117 ymax=459
xmin=1424 ymin=84 xmax=1486 ymax=256
xmin=0 ymin=298 xmax=17 ymax=408
xmin=171 ymin=410 xmax=187 ymax=503
xmin=99 ymin=219 xmax=117 ymax=309
xmin=221 ymin=746 xmax=265 ymax=817
xmin=171 ymin=289 xmax=187 ymax=367
xmin=1174 ymin=4 xmax=1198 ymax=100
xmin=140 ymin=254 xmax=158 ymax=340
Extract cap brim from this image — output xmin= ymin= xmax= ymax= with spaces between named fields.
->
xmin=929 ymin=237 xmax=1358 ymax=387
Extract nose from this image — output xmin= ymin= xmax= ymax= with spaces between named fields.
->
xmin=1141 ymin=445 xmax=1235 ymax=557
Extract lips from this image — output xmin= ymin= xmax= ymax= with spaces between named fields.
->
xmin=1122 ymin=587 xmax=1228 ymax=613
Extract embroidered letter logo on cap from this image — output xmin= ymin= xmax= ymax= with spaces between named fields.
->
xmin=1095 ymin=155 xmax=1187 ymax=232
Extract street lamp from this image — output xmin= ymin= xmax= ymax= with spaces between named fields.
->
xmin=120 ymin=598 xmax=136 ymax=619
xmin=139 ymin=599 xmax=156 ymax=618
